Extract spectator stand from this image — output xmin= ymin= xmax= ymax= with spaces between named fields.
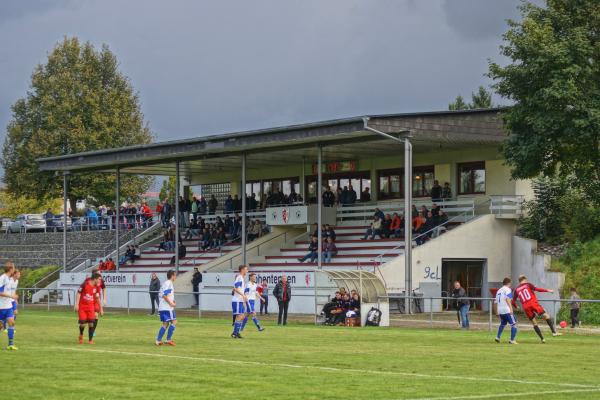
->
xmin=315 ymin=270 xmax=389 ymax=327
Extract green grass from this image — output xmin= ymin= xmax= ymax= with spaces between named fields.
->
xmin=4 ymin=310 xmax=600 ymax=400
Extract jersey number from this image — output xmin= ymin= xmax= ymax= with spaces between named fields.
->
xmin=518 ymin=288 xmax=532 ymax=302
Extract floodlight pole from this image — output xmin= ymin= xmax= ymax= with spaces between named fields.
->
xmin=363 ymin=117 xmax=413 ymax=314
xmin=241 ymin=153 xmax=247 ymax=266
xmin=317 ymin=145 xmax=323 ymax=269
xmin=175 ymin=161 xmax=180 ymax=274
xmin=63 ymin=171 xmax=69 ymax=272
xmin=115 ymin=167 xmax=121 ymax=272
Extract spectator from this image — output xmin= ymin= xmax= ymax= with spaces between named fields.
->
xmin=322 ymin=186 xmax=335 ymax=207
xmin=169 ymin=241 xmax=187 ymax=264
xmin=390 ymin=213 xmax=404 ymax=238
xmin=322 ymin=237 xmax=338 ymax=263
xmin=323 ymin=292 xmax=344 ymax=325
xmin=347 ymin=185 xmax=357 ymax=204
xmin=159 ymin=228 xmax=175 ymax=251
xmin=247 ymin=220 xmax=261 ymax=241
xmin=381 ymin=214 xmax=393 ymax=238
xmin=86 ymin=207 xmax=99 ymax=230
xmin=178 ymin=196 xmax=186 ymax=228
xmin=141 ymin=202 xmax=153 ymax=228
xmin=191 ymin=196 xmax=199 ymax=222
xmin=362 ymin=216 xmax=382 ymax=240
xmin=149 ymin=273 xmax=160 ymax=316
xmin=184 ymin=196 xmax=191 ymax=227
xmin=442 ymin=182 xmax=452 ymax=199
xmin=570 ymin=287 xmax=581 ymax=328
xmin=297 ymin=236 xmax=318 ymax=263
xmin=373 ymin=207 xmax=385 ymax=221
xmin=199 ymin=228 xmax=212 ymax=251
xmin=413 ymin=212 xmax=427 ymax=245
xmin=105 ymin=258 xmax=116 ymax=271
xmin=161 ymin=199 xmax=172 ymax=228
xmin=350 ymin=292 xmax=361 ymax=316
xmin=452 ymin=281 xmax=470 ymax=329
xmin=411 ymin=205 xmax=419 ymax=219
xmin=184 ymin=219 xmax=200 ymax=239
xmin=258 ymin=281 xmax=269 ymax=315
xmin=43 ymin=208 xmax=55 ymax=225
xmin=335 ymin=187 xmax=343 ymax=205
xmin=288 ymin=188 xmax=299 ymax=204
xmin=198 ymin=196 xmax=208 ymax=215
xmin=224 ymin=195 xmax=234 ymax=213
xmin=433 ymin=210 xmax=449 ymax=238
xmin=248 ymin=193 xmax=258 ymax=211
xmin=360 ymin=187 xmax=371 ymax=202
xmin=340 ymin=186 xmax=349 ymax=205
xmin=324 ymin=224 xmax=336 ymax=241
xmin=273 ymin=276 xmax=291 ymax=325
xmin=192 ymin=268 xmax=203 ymax=307
xmin=430 ymin=180 xmax=442 ymax=201
xmin=208 ymin=195 xmax=218 ymax=214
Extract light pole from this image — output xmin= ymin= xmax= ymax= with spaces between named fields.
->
xmin=363 ymin=117 xmax=413 ymax=314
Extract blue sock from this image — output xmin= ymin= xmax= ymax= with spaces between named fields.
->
xmin=510 ymin=325 xmax=518 ymax=341
xmin=156 ymin=326 xmax=166 ymax=342
xmin=252 ymin=317 xmax=261 ymax=328
xmin=167 ymin=325 xmax=176 ymax=340
xmin=7 ymin=327 xmax=14 ymax=346
xmin=241 ymin=317 xmax=248 ymax=331
xmin=496 ymin=324 xmax=505 ymax=339
xmin=233 ymin=321 xmax=241 ymax=335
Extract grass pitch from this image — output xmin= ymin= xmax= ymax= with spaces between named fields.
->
xmin=5 ymin=310 xmax=600 ymax=400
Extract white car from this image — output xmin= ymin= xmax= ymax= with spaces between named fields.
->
xmin=8 ymin=214 xmax=47 ymax=233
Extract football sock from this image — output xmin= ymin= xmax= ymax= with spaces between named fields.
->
xmin=533 ymin=325 xmax=544 ymax=340
xmin=7 ymin=327 xmax=14 ymax=346
xmin=232 ymin=315 xmax=235 ymax=326
xmin=252 ymin=317 xmax=261 ymax=329
xmin=496 ymin=324 xmax=505 ymax=339
xmin=93 ymin=319 xmax=98 ymax=331
xmin=510 ymin=325 xmax=518 ymax=341
xmin=167 ymin=325 xmax=176 ymax=340
xmin=157 ymin=326 xmax=166 ymax=342
xmin=546 ymin=318 xmax=556 ymax=334
xmin=79 ymin=326 xmax=85 ymax=336
xmin=233 ymin=321 xmax=242 ymax=335
xmin=241 ymin=317 xmax=248 ymax=331
xmin=88 ymin=325 xmax=95 ymax=341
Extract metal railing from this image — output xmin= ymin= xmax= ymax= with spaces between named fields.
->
xmin=16 ymin=288 xmax=77 ymax=311
xmin=489 ymin=195 xmax=524 ymax=217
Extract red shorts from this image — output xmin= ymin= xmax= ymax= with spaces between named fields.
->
xmin=523 ymin=303 xmax=546 ymax=320
xmin=78 ymin=308 xmax=96 ymax=323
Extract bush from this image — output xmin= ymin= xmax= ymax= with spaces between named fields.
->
xmin=18 ymin=265 xmax=61 ymax=289
xmin=554 ymin=237 xmax=600 ymax=325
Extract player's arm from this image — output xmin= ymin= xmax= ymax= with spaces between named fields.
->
xmin=533 ymin=286 xmax=553 ymax=293
xmin=75 ymin=291 xmax=81 ymax=311
xmin=162 ymin=288 xmax=176 ymax=308
xmin=0 ymin=280 xmax=18 ymax=301
xmin=95 ymin=292 xmax=104 ymax=316
xmin=233 ymin=284 xmax=246 ymax=302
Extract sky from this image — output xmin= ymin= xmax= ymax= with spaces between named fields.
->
xmin=0 ymin=0 xmax=526 ymax=180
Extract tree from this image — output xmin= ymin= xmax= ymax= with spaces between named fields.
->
xmin=0 ymin=191 xmax=63 ymax=219
xmin=1 ymin=37 xmax=154 ymax=205
xmin=158 ymin=176 xmax=177 ymax=203
xmin=448 ymin=86 xmax=494 ymax=110
xmin=489 ymin=0 xmax=600 ymax=204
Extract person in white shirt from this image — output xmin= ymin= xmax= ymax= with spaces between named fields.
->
xmin=240 ymin=273 xmax=265 ymax=333
xmin=231 ymin=265 xmax=248 ymax=339
xmin=156 ymin=270 xmax=177 ymax=346
xmin=495 ymin=277 xmax=518 ymax=344
xmin=0 ymin=262 xmax=18 ymax=350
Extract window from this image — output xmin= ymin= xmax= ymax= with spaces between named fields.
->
xmin=458 ymin=162 xmax=486 ymax=194
xmin=377 ymin=166 xmax=434 ymax=199
xmin=305 ymin=172 xmax=370 ymax=203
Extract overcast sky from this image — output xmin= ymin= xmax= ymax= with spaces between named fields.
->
xmin=0 ymin=0 xmax=526 ymax=176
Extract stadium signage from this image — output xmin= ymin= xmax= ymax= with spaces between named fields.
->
xmin=311 ymin=160 xmax=357 ymax=174
xmin=61 ymin=272 xmax=152 ymax=287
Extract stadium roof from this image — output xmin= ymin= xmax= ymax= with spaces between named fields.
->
xmin=37 ymin=108 xmax=506 ymax=176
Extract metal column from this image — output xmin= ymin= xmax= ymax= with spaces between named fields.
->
xmin=115 ymin=168 xmax=121 ymax=272
xmin=241 ymin=153 xmax=247 ymax=266
xmin=404 ymin=139 xmax=413 ymax=313
xmin=175 ymin=162 xmax=180 ymax=273
xmin=62 ymin=172 xmax=68 ymax=272
xmin=301 ymin=156 xmax=306 ymax=201
xmin=317 ymin=145 xmax=323 ymax=269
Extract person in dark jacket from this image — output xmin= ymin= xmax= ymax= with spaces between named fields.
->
xmin=208 ymin=195 xmax=218 ymax=214
xmin=149 ymin=273 xmax=161 ymax=315
xmin=297 ymin=236 xmax=318 ymax=263
xmin=360 ymin=187 xmax=371 ymax=202
xmin=273 ymin=276 xmax=292 ymax=325
xmin=452 ymin=281 xmax=470 ymax=329
xmin=347 ymin=185 xmax=357 ymax=204
xmin=191 ymin=268 xmax=203 ymax=306
xmin=322 ymin=186 xmax=336 ymax=207
xmin=430 ymin=180 xmax=442 ymax=201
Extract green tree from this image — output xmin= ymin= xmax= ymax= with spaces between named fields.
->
xmin=1 ymin=37 xmax=154 ymax=205
xmin=158 ymin=176 xmax=176 ymax=203
xmin=489 ymin=0 xmax=600 ymax=204
xmin=0 ymin=191 xmax=63 ymax=219
xmin=448 ymin=86 xmax=494 ymax=110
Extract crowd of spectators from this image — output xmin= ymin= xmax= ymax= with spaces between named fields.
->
xmin=97 ymin=258 xmax=116 ymax=271
xmin=321 ymin=288 xmax=361 ymax=325
xmin=362 ymin=203 xmax=449 ymax=245
xmin=297 ymin=224 xmax=338 ymax=264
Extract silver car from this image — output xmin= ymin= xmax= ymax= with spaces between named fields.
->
xmin=8 ymin=214 xmax=47 ymax=233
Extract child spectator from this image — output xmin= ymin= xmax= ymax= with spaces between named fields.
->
xmin=570 ymin=287 xmax=581 ymax=328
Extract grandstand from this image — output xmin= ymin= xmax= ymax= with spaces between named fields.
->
xmin=33 ymin=108 xmax=561 ymax=320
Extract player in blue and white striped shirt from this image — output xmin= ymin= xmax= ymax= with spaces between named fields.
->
xmin=155 ymin=269 xmax=177 ymax=346
xmin=231 ymin=265 xmax=248 ymax=339
xmin=240 ymin=273 xmax=265 ymax=333
xmin=495 ymin=277 xmax=518 ymax=344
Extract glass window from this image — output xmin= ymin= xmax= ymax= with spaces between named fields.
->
xmin=458 ymin=162 xmax=486 ymax=194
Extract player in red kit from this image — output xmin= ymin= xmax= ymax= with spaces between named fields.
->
xmin=75 ymin=272 xmax=103 ymax=344
xmin=91 ymin=269 xmax=106 ymax=338
xmin=512 ymin=275 xmax=561 ymax=343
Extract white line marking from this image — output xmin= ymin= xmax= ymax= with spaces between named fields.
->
xmin=405 ymin=388 xmax=600 ymax=400
xmin=53 ymin=347 xmax=599 ymax=389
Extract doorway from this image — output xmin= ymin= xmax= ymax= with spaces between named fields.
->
xmin=442 ymin=259 xmax=486 ymax=310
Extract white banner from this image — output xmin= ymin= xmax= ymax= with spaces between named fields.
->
xmin=59 ymin=272 xmax=159 ymax=287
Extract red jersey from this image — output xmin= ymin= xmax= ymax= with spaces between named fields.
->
xmin=78 ymin=280 xmax=98 ymax=310
xmin=512 ymin=283 xmax=551 ymax=308
xmin=96 ymin=277 xmax=105 ymax=304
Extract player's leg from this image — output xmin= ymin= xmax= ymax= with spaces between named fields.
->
xmin=495 ymin=315 xmax=508 ymax=342
xmin=6 ymin=316 xmax=16 ymax=350
xmin=541 ymin=312 xmax=560 ymax=336
xmin=250 ymin=302 xmax=264 ymax=332
xmin=530 ymin=317 xmax=545 ymax=342
xmin=240 ymin=309 xmax=249 ymax=332
xmin=156 ymin=320 xmax=169 ymax=345
xmin=231 ymin=302 xmax=245 ymax=338
xmin=87 ymin=321 xmax=95 ymax=344
xmin=166 ymin=312 xmax=177 ymax=345
xmin=508 ymin=314 xmax=518 ymax=344
xmin=92 ymin=311 xmax=99 ymax=337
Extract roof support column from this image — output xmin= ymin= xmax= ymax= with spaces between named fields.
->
xmin=301 ymin=157 xmax=306 ymax=202
xmin=115 ymin=167 xmax=120 ymax=272
xmin=62 ymin=172 xmax=69 ymax=272
xmin=317 ymin=145 xmax=323 ymax=269
xmin=404 ymin=138 xmax=413 ymax=314
xmin=175 ymin=161 xmax=180 ymax=274
xmin=241 ymin=153 xmax=247 ymax=266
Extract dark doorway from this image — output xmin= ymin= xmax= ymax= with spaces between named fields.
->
xmin=442 ymin=259 xmax=486 ymax=310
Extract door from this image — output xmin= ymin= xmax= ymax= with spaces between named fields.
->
xmin=442 ymin=259 xmax=485 ymax=310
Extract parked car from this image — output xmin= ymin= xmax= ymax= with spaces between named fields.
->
xmin=8 ymin=214 xmax=47 ymax=233
xmin=46 ymin=214 xmax=72 ymax=232
xmin=0 ymin=217 xmax=12 ymax=233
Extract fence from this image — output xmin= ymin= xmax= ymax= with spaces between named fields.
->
xmin=17 ymin=288 xmax=77 ymax=311
xmin=4 ymin=214 xmax=156 ymax=234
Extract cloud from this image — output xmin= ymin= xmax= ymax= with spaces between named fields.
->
xmin=0 ymin=1 xmax=75 ymax=24
xmin=442 ymin=0 xmax=522 ymax=40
